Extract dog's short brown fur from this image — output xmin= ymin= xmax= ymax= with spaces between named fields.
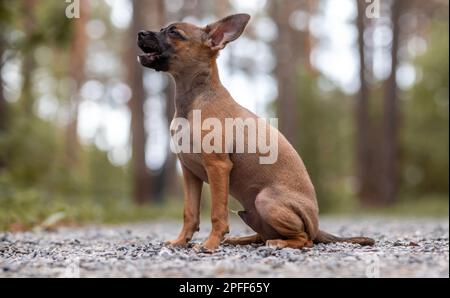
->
xmin=138 ymin=14 xmax=375 ymax=252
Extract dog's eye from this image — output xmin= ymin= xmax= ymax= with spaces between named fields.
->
xmin=168 ymin=29 xmax=184 ymax=40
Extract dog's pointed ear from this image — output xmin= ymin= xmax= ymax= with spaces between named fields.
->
xmin=204 ymin=14 xmax=250 ymax=51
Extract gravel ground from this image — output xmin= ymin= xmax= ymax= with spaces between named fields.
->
xmin=0 ymin=218 xmax=448 ymax=278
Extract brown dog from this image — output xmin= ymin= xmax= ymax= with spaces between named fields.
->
xmin=138 ymin=14 xmax=375 ymax=252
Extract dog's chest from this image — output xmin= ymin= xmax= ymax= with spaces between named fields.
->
xmin=178 ymin=153 xmax=208 ymax=182
xmin=170 ymin=115 xmax=209 ymax=182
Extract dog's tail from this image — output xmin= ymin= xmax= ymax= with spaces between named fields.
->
xmin=314 ymin=230 xmax=375 ymax=246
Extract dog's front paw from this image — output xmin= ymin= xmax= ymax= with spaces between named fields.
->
xmin=193 ymin=240 xmax=220 ymax=254
xmin=193 ymin=244 xmax=212 ymax=254
xmin=165 ymin=239 xmax=189 ymax=248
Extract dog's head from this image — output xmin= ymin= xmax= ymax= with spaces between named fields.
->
xmin=137 ymin=14 xmax=250 ymax=74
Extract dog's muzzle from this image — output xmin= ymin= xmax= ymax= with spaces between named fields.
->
xmin=137 ymin=30 xmax=170 ymax=72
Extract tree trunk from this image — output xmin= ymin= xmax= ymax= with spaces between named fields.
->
xmin=381 ymin=0 xmax=403 ymax=204
xmin=0 ymin=38 xmax=6 ymax=170
xmin=270 ymin=0 xmax=304 ymax=149
xmin=65 ymin=0 xmax=89 ymax=166
xmin=356 ymin=0 xmax=377 ymax=206
xmin=0 ymin=39 xmax=6 ymax=132
xmin=148 ymin=0 xmax=171 ymax=203
xmin=127 ymin=0 xmax=152 ymax=204
xmin=158 ymin=1 xmax=209 ymax=202
xmin=304 ymin=0 xmax=316 ymax=74
xmin=20 ymin=0 xmax=37 ymax=116
xmin=148 ymin=0 xmax=184 ymax=203
xmin=127 ymin=0 xmax=168 ymax=204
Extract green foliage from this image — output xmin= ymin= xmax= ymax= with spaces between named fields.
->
xmin=0 ymin=182 xmax=183 ymax=231
xmin=0 ymin=1 xmax=15 ymax=25
xmin=0 ymin=113 xmax=58 ymax=187
xmin=295 ymin=21 xmax=449 ymax=214
xmin=402 ymin=22 xmax=449 ymax=196
xmin=330 ymin=194 xmax=449 ymax=218
xmin=297 ymin=72 xmax=355 ymax=212
xmin=36 ymin=1 xmax=73 ymax=47
xmin=0 ymin=107 xmax=134 ymax=231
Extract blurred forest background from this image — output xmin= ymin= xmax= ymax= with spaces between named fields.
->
xmin=0 ymin=0 xmax=448 ymax=231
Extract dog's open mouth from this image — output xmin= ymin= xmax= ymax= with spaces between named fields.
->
xmin=137 ymin=35 xmax=170 ymax=71
xmin=138 ymin=42 xmax=163 ymax=63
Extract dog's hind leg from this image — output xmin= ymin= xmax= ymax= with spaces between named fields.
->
xmin=223 ymin=234 xmax=263 ymax=246
xmin=255 ymin=188 xmax=315 ymax=249
xmin=222 ymin=209 xmax=267 ymax=246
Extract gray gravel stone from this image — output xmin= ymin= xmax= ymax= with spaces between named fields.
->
xmin=0 ymin=218 xmax=448 ymax=278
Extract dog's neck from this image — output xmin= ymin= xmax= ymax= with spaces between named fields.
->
xmin=171 ymin=60 xmax=224 ymax=118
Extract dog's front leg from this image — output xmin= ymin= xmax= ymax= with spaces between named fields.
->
xmin=166 ymin=165 xmax=203 ymax=247
xmin=200 ymin=154 xmax=233 ymax=252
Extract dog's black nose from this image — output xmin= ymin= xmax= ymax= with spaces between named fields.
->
xmin=138 ymin=30 xmax=149 ymax=40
